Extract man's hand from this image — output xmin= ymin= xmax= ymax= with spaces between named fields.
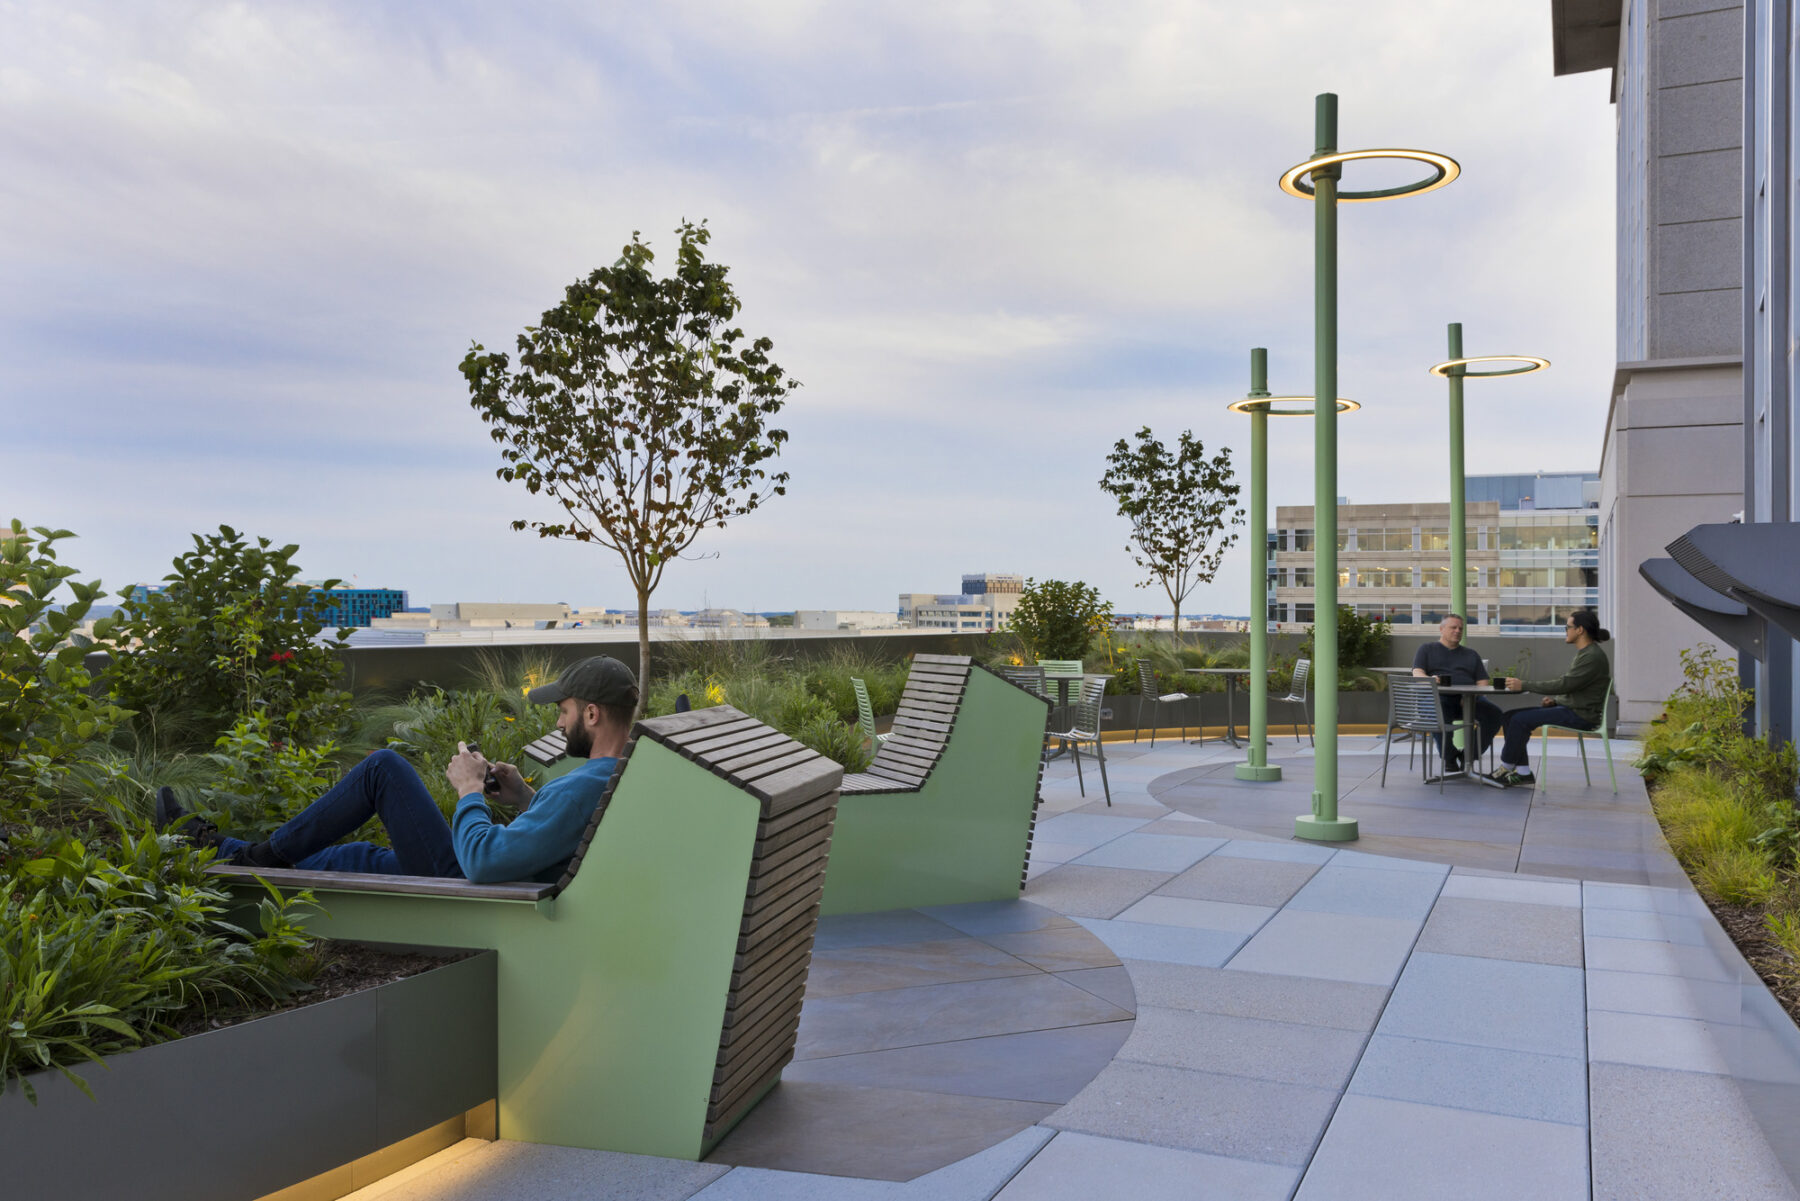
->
xmin=447 ymin=742 xmax=489 ymax=798
xmin=487 ymin=762 xmax=536 ymax=809
xmin=1504 ymin=678 xmax=1524 ymax=692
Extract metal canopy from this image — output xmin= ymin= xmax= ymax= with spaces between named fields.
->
xmin=1667 ymin=523 xmax=1800 ymax=644
xmin=1551 ymin=0 xmax=1622 ymax=77
xmin=1639 ymin=557 xmax=1765 ymax=658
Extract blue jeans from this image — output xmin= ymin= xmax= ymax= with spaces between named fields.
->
xmin=218 ymin=749 xmax=464 ymax=877
xmin=1500 ymin=706 xmax=1593 ymax=770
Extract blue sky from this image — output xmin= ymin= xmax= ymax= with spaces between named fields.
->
xmin=3 ymin=1 xmax=1616 ymax=615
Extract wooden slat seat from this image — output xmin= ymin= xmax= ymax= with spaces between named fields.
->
xmin=209 ymin=706 xmax=841 ymax=1162
xmin=821 ymin=655 xmax=1051 ymax=914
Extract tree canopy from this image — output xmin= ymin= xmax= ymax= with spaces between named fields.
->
xmin=462 ymin=221 xmax=798 ymax=695
xmin=1098 ymin=427 xmax=1243 ymax=632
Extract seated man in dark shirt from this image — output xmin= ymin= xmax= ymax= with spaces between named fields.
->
xmin=1410 ymin=613 xmax=1500 ymax=773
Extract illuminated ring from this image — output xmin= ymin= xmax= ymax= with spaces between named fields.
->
xmin=1228 ymin=395 xmax=1361 ymax=417
xmin=1279 ymin=148 xmax=1460 ymax=202
xmin=1427 ymin=355 xmax=1550 ymax=379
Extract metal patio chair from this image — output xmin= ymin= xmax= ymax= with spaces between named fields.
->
xmin=1135 ymin=658 xmax=1191 ymax=745
xmin=1536 ymin=676 xmax=1618 ymax=794
xmin=1048 ymin=676 xmax=1111 ymax=806
xmin=851 ymin=677 xmax=891 ymax=751
xmin=1273 ymin=658 xmax=1314 ymax=744
xmin=1383 ymin=675 xmax=1449 ymax=793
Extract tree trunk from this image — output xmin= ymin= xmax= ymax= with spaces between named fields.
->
xmin=635 ymin=585 xmax=651 ymax=720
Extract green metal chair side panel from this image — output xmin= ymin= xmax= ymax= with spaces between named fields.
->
xmin=534 ymin=753 xmax=586 ymax=785
xmin=852 ymin=677 xmax=878 ymax=743
xmin=821 ymin=670 xmax=1042 ymax=915
xmin=270 ymin=739 xmax=762 ymax=1160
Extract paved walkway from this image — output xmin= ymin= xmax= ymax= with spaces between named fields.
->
xmin=344 ymin=736 xmax=1800 ymax=1201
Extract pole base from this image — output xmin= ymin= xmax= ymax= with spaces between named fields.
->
xmin=1234 ymin=763 xmax=1284 ymax=782
xmin=1294 ymin=814 xmax=1359 ymax=842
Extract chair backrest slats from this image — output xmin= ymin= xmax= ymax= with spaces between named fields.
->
xmin=851 ymin=678 xmax=878 ymax=743
xmin=1387 ymin=678 xmax=1443 ymax=730
xmin=1136 ymin=659 xmax=1157 ymax=695
xmin=1290 ymin=659 xmax=1310 ymax=697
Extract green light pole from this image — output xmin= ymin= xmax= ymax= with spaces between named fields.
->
xmin=1229 ymin=350 xmax=1359 ymax=784
xmin=1279 ymin=94 xmax=1458 ymax=841
xmin=1237 ymin=349 xmax=1281 ymax=783
xmin=1429 ymin=326 xmax=1550 ymax=624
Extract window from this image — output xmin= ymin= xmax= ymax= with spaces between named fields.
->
xmin=1499 ymin=604 xmax=1556 ymax=627
xmin=1419 ymin=526 xmax=1485 ymax=552
xmin=1358 ymin=529 xmax=1414 ymax=552
xmin=1336 ymin=531 xmax=1353 ymax=551
xmin=1292 ymin=567 xmax=1315 ymax=587
xmin=1294 ymin=604 xmax=1315 ymax=624
xmin=1356 ymin=568 xmax=1412 ymax=588
xmin=1291 ymin=528 xmax=1315 ymax=551
xmin=1419 ymin=567 xmax=1480 ymax=589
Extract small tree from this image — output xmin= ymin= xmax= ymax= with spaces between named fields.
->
xmin=1010 ymin=579 xmax=1114 ymax=663
xmin=1098 ymin=427 xmax=1243 ymax=634
xmin=1299 ymin=605 xmax=1392 ymax=671
xmin=463 ymin=221 xmax=797 ymax=698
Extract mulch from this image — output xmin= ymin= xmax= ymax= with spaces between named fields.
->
xmin=169 ymin=941 xmax=473 ymax=1038
xmin=1700 ymin=896 xmax=1800 ymax=1027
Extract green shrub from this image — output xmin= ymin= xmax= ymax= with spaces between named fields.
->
xmin=0 ymin=826 xmax=318 ymax=1102
xmin=1299 ymin=606 xmax=1390 ymax=672
xmin=377 ymin=687 xmax=557 ymax=814
xmin=1010 ymin=579 xmax=1113 ymax=663
xmin=0 ymin=523 xmax=130 ymax=823
xmin=194 ymin=713 xmax=342 ymax=841
xmin=104 ymin=527 xmax=354 ymax=753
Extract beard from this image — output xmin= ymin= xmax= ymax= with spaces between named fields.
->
xmin=564 ymin=715 xmax=595 ymax=759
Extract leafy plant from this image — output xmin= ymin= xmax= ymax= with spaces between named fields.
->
xmin=194 ymin=714 xmax=342 ymax=841
xmin=1299 ymin=605 xmax=1390 ymax=672
xmin=0 ymin=522 xmax=130 ymax=822
xmin=1 ymin=826 xmax=318 ymax=1102
xmin=1098 ymin=426 xmax=1242 ymax=633
xmin=104 ymin=526 xmax=353 ymax=752
xmin=463 ymin=221 xmax=799 ymax=698
xmin=1010 ymin=579 xmax=1113 ymax=663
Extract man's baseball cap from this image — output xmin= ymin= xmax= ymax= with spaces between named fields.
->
xmin=527 ymin=656 xmax=639 ymax=707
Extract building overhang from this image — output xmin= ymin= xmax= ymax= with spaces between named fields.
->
xmin=1551 ymin=0 xmax=1622 ymax=77
xmin=1666 ymin=523 xmax=1800 ymax=645
xmin=1639 ymin=557 xmax=1765 ymax=659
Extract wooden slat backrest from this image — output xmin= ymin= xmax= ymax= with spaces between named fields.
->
xmin=838 ymin=655 xmax=973 ymax=794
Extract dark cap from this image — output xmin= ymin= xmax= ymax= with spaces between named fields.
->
xmin=527 ymin=656 xmax=639 ymax=707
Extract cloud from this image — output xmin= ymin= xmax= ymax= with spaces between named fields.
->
xmin=1 ymin=0 xmax=1618 ymax=616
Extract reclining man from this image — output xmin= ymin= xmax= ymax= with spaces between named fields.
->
xmin=155 ymin=656 xmax=638 ymax=885
xmin=1410 ymin=613 xmax=1500 ymax=774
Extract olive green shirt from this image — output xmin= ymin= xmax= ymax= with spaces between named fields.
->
xmin=1524 ymin=644 xmax=1612 ymax=727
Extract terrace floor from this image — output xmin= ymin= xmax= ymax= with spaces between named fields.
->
xmin=341 ymin=734 xmax=1800 ymax=1201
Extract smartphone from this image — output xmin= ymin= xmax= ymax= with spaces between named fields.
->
xmin=465 ymin=741 xmax=500 ymax=797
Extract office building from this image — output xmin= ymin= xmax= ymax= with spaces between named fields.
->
xmin=794 ymin=610 xmax=906 ymax=631
xmin=1553 ymin=0 xmax=1747 ymax=729
xmin=310 ymin=587 xmax=409 ymax=629
xmin=900 ymin=573 xmax=1023 ymax=631
xmin=1270 ymin=472 xmax=1599 ymax=635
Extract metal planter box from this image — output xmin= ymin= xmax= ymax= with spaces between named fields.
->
xmin=0 ymin=947 xmax=496 ymax=1201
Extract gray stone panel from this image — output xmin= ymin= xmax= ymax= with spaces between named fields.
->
xmin=1619 ymin=421 xmax=1744 ymax=496
xmin=1655 ymin=147 xmax=1743 ymax=223
xmin=994 ymin=1132 xmax=1298 ymax=1201
xmin=1655 ymin=216 xmax=1742 ymax=292
xmin=1652 ymin=285 xmax=1743 ymax=356
xmin=1655 ymin=6 xmax=1745 ymax=87
xmin=1589 ymin=1061 xmax=1799 ymax=1201
xmin=1656 ymin=78 xmax=1742 ymax=156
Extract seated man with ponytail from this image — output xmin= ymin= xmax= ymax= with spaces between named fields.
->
xmin=1490 ymin=610 xmax=1612 ymax=787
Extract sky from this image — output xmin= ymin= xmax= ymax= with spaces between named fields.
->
xmin=2 ymin=1 xmax=1617 ymax=616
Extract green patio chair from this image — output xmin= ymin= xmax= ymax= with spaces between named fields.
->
xmin=822 ymin=654 xmax=1050 ymax=914
xmin=211 ymin=707 xmax=842 ymax=1161
xmin=1536 ymin=676 xmax=1618 ymax=794
xmin=1050 ymin=676 xmax=1112 ymax=806
xmin=1037 ymin=659 xmax=1086 ymax=730
xmin=851 ymin=677 xmax=891 ymax=750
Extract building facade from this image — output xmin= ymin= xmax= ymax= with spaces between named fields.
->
xmin=794 ymin=610 xmax=906 ymax=631
xmin=311 ymin=587 xmax=409 ymax=629
xmin=1554 ymin=0 xmax=1748 ymax=730
xmin=1272 ymin=474 xmax=1600 ymax=636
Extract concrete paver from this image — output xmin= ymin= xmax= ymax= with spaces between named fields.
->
xmin=354 ymin=738 xmax=1800 ymax=1201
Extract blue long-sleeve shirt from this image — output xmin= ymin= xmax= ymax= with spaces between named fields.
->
xmin=451 ymin=756 xmax=618 ymax=884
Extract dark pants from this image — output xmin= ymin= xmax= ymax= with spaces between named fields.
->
xmin=1439 ymin=696 xmax=1502 ymax=759
xmin=1499 ymin=706 xmax=1593 ymax=770
xmin=217 ymin=749 xmax=464 ymax=877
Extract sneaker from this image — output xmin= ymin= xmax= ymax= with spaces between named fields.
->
xmin=153 ymin=786 xmax=224 ymax=849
